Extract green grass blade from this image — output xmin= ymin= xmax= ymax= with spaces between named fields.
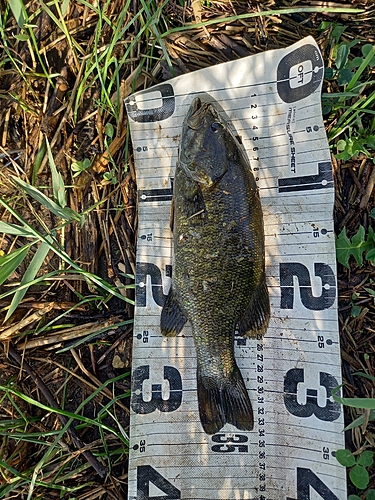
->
xmin=332 ymin=385 xmax=375 ymax=409
xmin=346 ymin=45 xmax=375 ymax=93
xmin=352 ymin=371 xmax=375 ymax=382
xmin=46 ymin=138 xmax=66 ymax=208
xmin=0 ymin=384 xmax=130 ymax=440
xmin=56 ymin=319 xmax=133 ymax=353
xmin=344 ymin=409 xmax=375 ymax=431
xmin=5 ymin=240 xmax=51 ymax=321
xmin=160 ymin=7 xmax=364 ymax=38
xmin=139 ymin=0 xmax=173 ymax=72
xmin=329 ymin=91 xmax=375 ymax=140
xmin=38 ymin=0 xmax=85 ymax=56
xmin=32 ymin=139 xmax=47 ymax=185
xmin=7 ymin=0 xmax=26 ymax=28
xmin=0 ymin=221 xmax=37 ymax=238
xmin=11 ymin=175 xmax=81 ymax=222
xmin=0 ymin=459 xmax=80 ymax=493
xmin=0 ymin=270 xmax=68 ymax=301
xmin=0 ymin=245 xmax=31 ymax=287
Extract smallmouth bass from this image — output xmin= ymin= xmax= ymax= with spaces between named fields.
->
xmin=161 ymin=95 xmax=270 ymax=434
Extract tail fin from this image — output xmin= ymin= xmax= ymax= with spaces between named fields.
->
xmin=197 ymin=365 xmax=254 ymax=435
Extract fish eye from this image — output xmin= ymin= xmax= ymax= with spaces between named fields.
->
xmin=210 ymin=122 xmax=223 ymax=133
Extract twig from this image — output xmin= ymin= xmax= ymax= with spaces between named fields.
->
xmin=69 ymin=347 xmax=129 ymax=414
xmin=97 ymin=326 xmax=132 ymax=365
xmin=360 ymin=164 xmax=375 ymax=209
xmin=0 ymin=303 xmax=55 ymax=342
xmin=348 ymin=166 xmax=365 ymax=196
xmin=6 ymin=343 xmax=108 ymax=478
xmin=18 ymin=318 xmax=117 ymax=349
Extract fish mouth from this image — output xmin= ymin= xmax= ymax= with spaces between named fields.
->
xmin=186 ymin=97 xmax=215 ymax=130
xmin=186 ymin=97 xmax=203 ymax=130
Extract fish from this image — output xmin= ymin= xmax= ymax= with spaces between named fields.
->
xmin=160 ymin=95 xmax=270 ymax=435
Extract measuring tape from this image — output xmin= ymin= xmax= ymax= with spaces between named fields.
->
xmin=125 ymin=36 xmax=346 ymax=500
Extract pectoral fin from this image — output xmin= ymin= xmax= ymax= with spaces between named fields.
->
xmin=160 ymin=287 xmax=188 ymax=337
xmin=238 ymin=274 xmax=270 ymax=337
xmin=182 ymin=185 xmax=207 ymax=221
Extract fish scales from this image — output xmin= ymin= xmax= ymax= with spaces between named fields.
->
xmin=161 ymin=95 xmax=270 ymax=435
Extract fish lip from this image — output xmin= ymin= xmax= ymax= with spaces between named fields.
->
xmin=186 ymin=97 xmax=203 ymax=130
xmin=186 ymin=96 xmax=220 ymax=130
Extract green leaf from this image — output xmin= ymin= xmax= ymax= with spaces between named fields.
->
xmin=357 ymin=450 xmax=374 ymax=467
xmin=337 ymin=68 xmax=353 ymax=86
xmin=346 ymin=44 xmax=375 ymax=93
xmin=349 ymin=464 xmax=369 ymax=489
xmin=332 ymin=387 xmax=375 ymax=409
xmin=336 ymin=227 xmax=352 ymax=267
xmin=336 ymin=226 xmax=373 ymax=268
xmin=366 ymin=248 xmax=375 ymax=262
xmin=11 ymin=176 xmax=81 ymax=222
xmin=352 ymin=371 xmax=375 ymax=382
xmin=330 ymin=23 xmax=347 ymax=43
xmin=71 ymin=158 xmax=91 ymax=178
xmin=362 ymin=44 xmax=375 ymax=66
xmin=5 ymin=241 xmax=51 ymax=321
xmin=324 ymin=67 xmax=335 ymax=80
xmin=336 ymin=43 xmax=350 ymax=70
xmin=13 ymin=33 xmax=29 ymax=41
xmin=46 ymin=138 xmax=66 ymax=208
xmin=8 ymin=0 xmax=27 ymax=28
xmin=347 ymin=57 xmax=365 ymax=69
xmin=0 ymin=246 xmax=30 ymax=287
xmin=348 ymin=495 xmax=361 ymax=500
xmin=366 ymin=489 xmax=375 ymax=500
xmin=336 ymin=136 xmax=369 ymax=160
xmin=61 ymin=0 xmax=70 ymax=16
xmin=351 ymin=305 xmax=362 ymax=317
xmin=0 ymin=222 xmax=36 ymax=238
xmin=344 ymin=409 xmax=375 ymax=431
xmin=335 ymin=448 xmax=356 ymax=467
xmin=32 ymin=140 xmax=47 ymax=185
xmin=105 ymin=122 xmax=114 ymax=139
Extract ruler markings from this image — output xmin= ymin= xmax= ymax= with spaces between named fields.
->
xmin=126 ymin=37 xmax=345 ymax=500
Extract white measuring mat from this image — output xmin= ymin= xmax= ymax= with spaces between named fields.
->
xmin=125 ymin=36 xmax=346 ymax=500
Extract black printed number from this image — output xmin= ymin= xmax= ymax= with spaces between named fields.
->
xmin=211 ymin=434 xmax=248 ymax=453
xmin=131 ymin=365 xmax=182 ymax=414
xmin=280 ymin=262 xmax=336 ymax=311
xmin=136 ymin=262 xmax=168 ymax=307
xmin=287 ymin=467 xmax=339 ymax=500
xmin=284 ymin=368 xmax=341 ymax=422
xmin=137 ymin=465 xmax=181 ymax=500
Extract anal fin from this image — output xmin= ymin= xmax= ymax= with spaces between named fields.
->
xmin=160 ymin=287 xmax=187 ymax=337
xmin=239 ymin=273 xmax=270 ymax=338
